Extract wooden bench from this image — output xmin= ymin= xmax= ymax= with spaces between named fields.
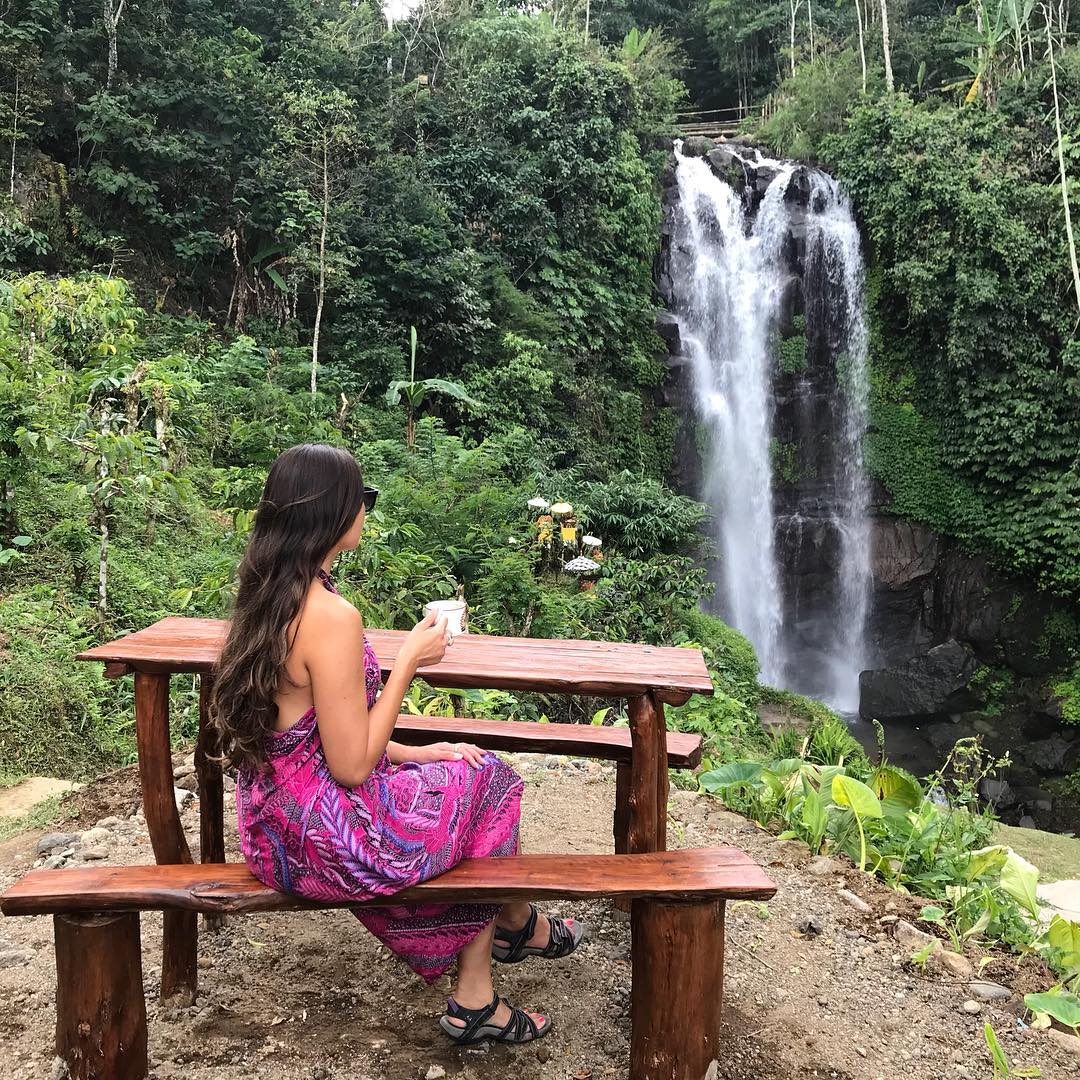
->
xmin=392 ymin=716 xmax=703 ymax=853
xmin=2 ymin=848 xmax=776 ymax=1080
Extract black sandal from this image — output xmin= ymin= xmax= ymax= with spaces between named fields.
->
xmin=439 ymin=994 xmax=552 ymax=1045
xmin=492 ymin=903 xmax=585 ymax=964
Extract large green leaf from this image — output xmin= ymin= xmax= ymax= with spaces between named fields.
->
xmin=699 ymin=761 xmax=764 ymax=793
xmin=871 ymin=765 xmax=922 ymax=818
xmin=1025 ymin=990 xmax=1080 ymax=1031
xmin=802 ymin=786 xmax=827 ymax=849
xmin=1000 ymin=850 xmax=1040 ymax=919
xmin=965 ymin=844 xmax=1008 ymax=882
xmin=831 ymin=774 xmax=883 ymax=820
xmin=418 ymin=378 xmax=478 ymax=406
xmin=263 ymin=266 xmax=288 ymax=292
xmin=385 ymin=379 xmax=409 ymax=407
xmin=1048 ymin=915 xmax=1080 ymax=972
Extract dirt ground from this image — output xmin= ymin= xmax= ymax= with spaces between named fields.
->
xmin=1 ymin=756 xmax=1079 ymax=1080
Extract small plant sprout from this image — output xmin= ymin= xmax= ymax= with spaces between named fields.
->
xmin=910 ymin=940 xmax=935 ymax=974
xmin=984 ymin=1020 xmax=1042 ymax=1079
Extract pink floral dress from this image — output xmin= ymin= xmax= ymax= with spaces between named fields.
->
xmin=236 ymin=573 xmax=523 ymax=982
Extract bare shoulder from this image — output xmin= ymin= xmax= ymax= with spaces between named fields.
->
xmin=294 ymin=583 xmax=364 ymax=654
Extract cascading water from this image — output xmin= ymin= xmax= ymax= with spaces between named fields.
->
xmin=666 ymin=142 xmax=872 ymax=709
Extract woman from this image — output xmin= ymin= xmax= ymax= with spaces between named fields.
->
xmin=211 ymin=444 xmax=583 ymax=1045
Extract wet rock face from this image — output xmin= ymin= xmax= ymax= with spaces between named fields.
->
xmin=858 ymin=640 xmax=982 ymax=721
xmin=865 ymin=517 xmax=1076 ymax=680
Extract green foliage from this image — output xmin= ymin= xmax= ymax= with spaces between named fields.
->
xmin=0 ymin=266 xmax=770 ymax=777
xmin=770 ymin=438 xmax=814 ymax=487
xmin=968 ymin=665 xmax=1016 ymax=717
xmin=825 ymin=93 xmax=1080 ymax=597
xmin=758 ymin=51 xmax=877 ymax=160
xmin=0 ymin=593 xmax=119 ymax=781
xmin=1053 ymin=665 xmax=1080 ymax=726
xmin=777 ymin=316 xmax=808 ymax=374
xmin=696 ymin=730 xmax=1075 ymax=955
xmin=575 ymin=473 xmax=710 ymax=558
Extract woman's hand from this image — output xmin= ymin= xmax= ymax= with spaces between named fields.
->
xmin=413 ymin=741 xmax=486 ymax=767
xmin=400 ymin=610 xmax=450 ymax=671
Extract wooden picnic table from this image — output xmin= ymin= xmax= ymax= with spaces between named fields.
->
xmin=78 ymin=616 xmax=713 ymax=1002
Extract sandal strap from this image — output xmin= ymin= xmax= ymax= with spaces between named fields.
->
xmin=496 ymin=998 xmax=540 ymax=1042
xmin=493 ymin=903 xmax=539 ymax=963
xmin=539 ymin=914 xmax=578 ymax=959
xmin=445 ymin=995 xmax=499 ymax=1042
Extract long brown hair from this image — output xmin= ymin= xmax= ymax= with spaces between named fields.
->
xmin=211 ymin=444 xmax=364 ymax=771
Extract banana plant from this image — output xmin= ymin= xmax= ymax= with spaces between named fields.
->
xmin=385 ymin=326 xmax=476 ymax=450
xmin=948 ymin=0 xmax=1033 ymax=104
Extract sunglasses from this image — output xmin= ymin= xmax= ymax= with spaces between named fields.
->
xmin=362 ymin=486 xmax=379 ymax=513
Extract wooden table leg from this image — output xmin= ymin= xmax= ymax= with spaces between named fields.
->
xmin=613 ymin=762 xmax=632 ymax=912
xmin=630 ymin=898 xmax=726 ymax=1080
xmin=652 ymin=693 xmax=669 ymax=852
xmin=196 ymin=674 xmax=226 ymax=930
xmin=135 ymin=671 xmax=198 ymax=1004
xmin=614 ymin=762 xmax=631 ymax=854
xmin=626 ymin=693 xmax=660 ymax=855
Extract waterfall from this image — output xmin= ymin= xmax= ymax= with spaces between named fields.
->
xmin=667 ymin=143 xmax=872 ymax=709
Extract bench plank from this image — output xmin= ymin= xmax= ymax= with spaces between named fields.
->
xmin=392 ymin=716 xmax=703 ymax=768
xmin=77 ymin=617 xmax=714 ymax=704
xmin=2 ymin=849 xmax=777 ymax=917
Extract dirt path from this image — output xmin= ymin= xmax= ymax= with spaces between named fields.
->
xmin=1 ymin=758 xmax=1077 ymax=1079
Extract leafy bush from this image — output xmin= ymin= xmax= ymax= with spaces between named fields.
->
xmin=1053 ymin=665 xmax=1080 ymax=726
xmin=758 ymin=51 xmax=879 ymax=160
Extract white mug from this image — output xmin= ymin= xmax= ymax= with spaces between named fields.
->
xmin=424 ymin=599 xmax=467 ymax=640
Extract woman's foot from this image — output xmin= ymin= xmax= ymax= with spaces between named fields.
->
xmin=440 ymin=994 xmax=550 ymax=1044
xmin=493 ymin=903 xmax=585 ymax=964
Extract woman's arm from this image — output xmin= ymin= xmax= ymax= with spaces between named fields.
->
xmin=386 ymin=739 xmax=486 ymax=767
xmin=307 ymin=605 xmax=448 ymax=785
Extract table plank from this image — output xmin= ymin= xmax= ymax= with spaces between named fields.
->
xmin=78 ymin=617 xmax=713 ymax=704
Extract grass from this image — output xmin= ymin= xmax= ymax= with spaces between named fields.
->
xmin=995 ymin=823 xmax=1080 ymax=883
xmin=0 ymin=792 xmax=66 ymax=844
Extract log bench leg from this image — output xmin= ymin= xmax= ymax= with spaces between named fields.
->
xmin=630 ymin=898 xmax=725 ymax=1080
xmin=54 ymin=912 xmax=148 ymax=1080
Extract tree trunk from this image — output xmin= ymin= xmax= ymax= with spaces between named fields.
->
xmin=9 ymin=73 xmax=18 ymax=200
xmin=311 ymin=136 xmax=329 ymax=396
xmin=95 ymin=403 xmax=110 ymax=632
xmin=103 ymin=0 xmax=126 ymax=90
xmin=1046 ymin=7 xmax=1080 ymax=313
xmin=808 ymin=0 xmax=816 ymax=62
xmin=95 ymin=497 xmax=108 ymax=631
xmin=854 ymin=0 xmax=867 ymax=91
xmin=789 ymin=0 xmax=799 ymax=76
xmin=880 ymin=0 xmax=895 ymax=92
